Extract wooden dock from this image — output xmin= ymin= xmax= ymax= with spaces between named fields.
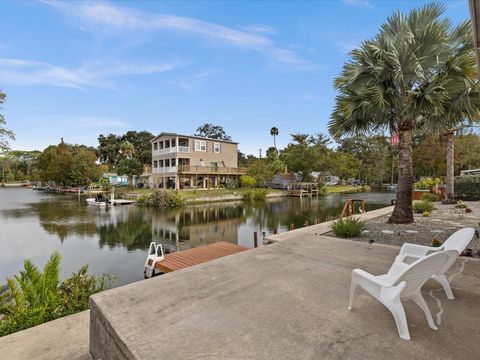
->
xmin=149 ymin=241 xmax=248 ymax=274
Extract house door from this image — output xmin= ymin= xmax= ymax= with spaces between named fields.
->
xmin=210 ymin=162 xmax=218 ymax=172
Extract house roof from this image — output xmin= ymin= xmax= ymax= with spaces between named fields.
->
xmin=151 ymin=132 xmax=238 ymax=144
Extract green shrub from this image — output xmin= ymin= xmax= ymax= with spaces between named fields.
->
xmin=330 ymin=217 xmax=366 ymax=238
xmin=136 ymin=190 xmax=185 ymax=208
xmin=240 ymin=175 xmax=256 ymax=188
xmin=0 ymin=252 xmax=114 ymax=337
xmin=362 ymin=185 xmax=372 ymax=192
xmin=317 ymin=183 xmax=328 ymax=197
xmin=455 ymin=176 xmax=480 ymax=201
xmin=414 ymin=177 xmax=441 ymax=190
xmin=413 ymin=200 xmax=435 ymax=214
xmin=242 ymin=188 xmax=268 ymax=201
xmin=422 ymin=193 xmax=438 ymax=202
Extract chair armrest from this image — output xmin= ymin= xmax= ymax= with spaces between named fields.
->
xmin=399 ymin=243 xmax=441 ymax=258
xmin=352 ymin=268 xmax=394 ymax=288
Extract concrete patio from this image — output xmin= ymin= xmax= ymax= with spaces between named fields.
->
xmin=1 ymin=204 xmax=479 ymax=360
xmin=90 ymin=232 xmax=480 ymax=360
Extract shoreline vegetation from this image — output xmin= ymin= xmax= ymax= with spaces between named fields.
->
xmin=0 ymin=252 xmax=115 ymax=337
xmin=114 ymin=184 xmax=367 ymax=206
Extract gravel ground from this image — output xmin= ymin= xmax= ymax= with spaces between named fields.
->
xmin=327 ymin=201 xmax=480 ymax=255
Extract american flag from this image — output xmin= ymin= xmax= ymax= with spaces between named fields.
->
xmin=390 ymin=133 xmax=399 ymax=146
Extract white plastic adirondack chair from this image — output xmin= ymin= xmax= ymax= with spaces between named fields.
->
xmin=143 ymin=242 xmax=164 ymax=277
xmin=395 ymin=228 xmax=475 ymax=300
xmin=349 ymin=250 xmax=458 ymax=340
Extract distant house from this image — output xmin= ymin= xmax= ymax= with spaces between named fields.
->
xmin=133 ymin=165 xmax=153 ymax=188
xmin=151 ymin=132 xmax=246 ymax=190
xmin=102 ymin=173 xmax=128 ymax=186
xmin=323 ymin=175 xmax=340 ymax=186
xmin=270 ymin=173 xmax=296 ymax=189
xmin=310 ymin=172 xmax=328 ymax=183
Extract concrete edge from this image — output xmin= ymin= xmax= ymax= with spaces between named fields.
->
xmin=265 ymin=205 xmax=395 ymax=243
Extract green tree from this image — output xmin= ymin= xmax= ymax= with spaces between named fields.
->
xmin=71 ymin=146 xmax=102 ymax=185
xmin=270 ymin=127 xmax=279 ymax=150
xmin=246 ymin=159 xmax=274 ymax=187
xmin=0 ymin=91 xmax=15 ymax=152
xmin=281 ymin=133 xmax=331 ymax=180
xmin=97 ymin=133 xmax=122 ymax=167
xmin=329 ymin=4 xmax=477 ymax=223
xmin=329 ymin=152 xmax=360 ymax=180
xmin=455 ymin=133 xmax=480 ymax=172
xmin=122 ymin=131 xmax=154 ymax=165
xmin=413 ymin=135 xmax=446 ymax=178
xmin=195 ymin=123 xmax=232 ymax=141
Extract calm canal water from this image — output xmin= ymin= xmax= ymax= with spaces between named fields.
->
xmin=0 ymin=188 xmax=393 ymax=286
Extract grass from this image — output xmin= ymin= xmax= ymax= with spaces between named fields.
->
xmin=325 ymin=185 xmax=363 ymax=194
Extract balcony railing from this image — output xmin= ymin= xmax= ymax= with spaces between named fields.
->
xmin=178 ymin=165 xmax=246 ymax=175
xmin=153 ymin=146 xmax=190 ymax=156
xmin=153 ymin=166 xmax=177 ymax=174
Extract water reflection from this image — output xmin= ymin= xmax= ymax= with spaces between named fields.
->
xmin=0 ymin=188 xmax=392 ymax=285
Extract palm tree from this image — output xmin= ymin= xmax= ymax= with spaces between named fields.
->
xmin=270 ymin=127 xmax=279 ymax=150
xmin=329 ymin=3 xmax=477 ymax=223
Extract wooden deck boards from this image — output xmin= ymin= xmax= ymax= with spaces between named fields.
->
xmin=150 ymin=241 xmax=248 ymax=273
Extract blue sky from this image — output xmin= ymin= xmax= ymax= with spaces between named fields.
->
xmin=0 ymin=0 xmax=470 ymax=155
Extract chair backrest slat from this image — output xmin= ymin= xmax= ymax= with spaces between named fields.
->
xmin=442 ymin=228 xmax=475 ymax=253
xmin=394 ymin=250 xmax=457 ymax=298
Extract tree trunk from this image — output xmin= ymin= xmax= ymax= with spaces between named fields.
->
xmin=388 ymin=128 xmax=414 ymax=224
xmin=445 ymin=132 xmax=454 ymax=200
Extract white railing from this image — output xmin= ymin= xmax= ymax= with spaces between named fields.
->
xmin=153 ymin=148 xmax=177 ymax=156
xmin=153 ymin=146 xmax=189 ymax=156
xmin=153 ymin=166 xmax=178 ymax=174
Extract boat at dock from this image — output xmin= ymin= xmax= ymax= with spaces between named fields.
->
xmin=86 ymin=192 xmax=135 ymax=206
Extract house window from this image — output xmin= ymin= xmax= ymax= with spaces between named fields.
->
xmin=159 ymin=160 xmax=164 ymax=167
xmin=171 ymin=139 xmax=176 ymax=147
xmin=165 ymin=140 xmax=170 ymax=148
xmin=154 ymin=160 xmax=158 ymax=168
xmin=153 ymin=142 xmax=158 ymax=151
xmin=195 ymin=140 xmax=206 ymax=152
xmin=213 ymin=143 xmax=221 ymax=153
xmin=171 ymin=158 xmax=176 ymax=166
xmin=159 ymin=141 xmax=164 ymax=149
xmin=165 ymin=159 xmax=170 ymax=167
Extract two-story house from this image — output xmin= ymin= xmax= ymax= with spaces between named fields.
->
xmin=151 ymin=132 xmax=246 ymax=189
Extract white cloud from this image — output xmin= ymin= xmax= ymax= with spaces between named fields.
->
xmin=342 ymin=0 xmax=373 ymax=10
xmin=166 ymin=69 xmax=215 ymax=91
xmin=241 ymin=24 xmax=277 ymax=35
xmin=42 ymin=0 xmax=317 ymax=69
xmin=0 ymin=57 xmax=181 ymax=90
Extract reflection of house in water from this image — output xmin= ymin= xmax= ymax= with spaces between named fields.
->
xmin=151 ymin=203 xmax=244 ymax=252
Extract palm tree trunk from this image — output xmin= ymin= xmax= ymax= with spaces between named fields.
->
xmin=388 ymin=128 xmax=414 ymax=224
xmin=445 ymin=132 xmax=454 ymax=200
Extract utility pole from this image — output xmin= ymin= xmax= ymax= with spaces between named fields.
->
xmin=259 ymin=149 xmax=262 ymax=158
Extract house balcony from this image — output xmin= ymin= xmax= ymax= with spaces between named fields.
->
xmin=152 ymin=166 xmax=178 ymax=174
xmin=178 ymin=165 xmax=246 ymax=175
xmin=152 ymin=146 xmax=190 ymax=157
